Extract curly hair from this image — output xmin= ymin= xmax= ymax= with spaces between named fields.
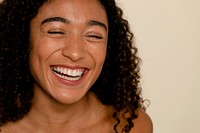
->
xmin=0 ymin=0 xmax=143 ymax=132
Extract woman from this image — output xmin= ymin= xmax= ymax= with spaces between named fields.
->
xmin=0 ymin=0 xmax=153 ymax=132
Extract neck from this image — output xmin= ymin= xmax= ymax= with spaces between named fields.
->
xmin=24 ymin=88 xmax=94 ymax=132
xmin=4 ymin=88 xmax=115 ymax=133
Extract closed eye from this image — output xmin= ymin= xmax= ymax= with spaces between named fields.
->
xmin=88 ymin=35 xmax=103 ymax=39
xmin=48 ymin=31 xmax=65 ymax=34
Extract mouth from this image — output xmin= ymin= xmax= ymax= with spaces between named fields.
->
xmin=51 ymin=66 xmax=86 ymax=81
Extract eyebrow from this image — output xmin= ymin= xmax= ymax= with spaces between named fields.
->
xmin=87 ymin=20 xmax=108 ymax=31
xmin=40 ymin=17 xmax=107 ymax=31
xmin=41 ymin=17 xmax=69 ymax=25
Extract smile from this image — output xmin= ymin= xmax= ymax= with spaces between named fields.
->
xmin=51 ymin=66 xmax=85 ymax=81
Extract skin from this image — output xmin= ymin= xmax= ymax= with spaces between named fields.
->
xmin=29 ymin=0 xmax=108 ymax=105
xmin=1 ymin=0 xmax=153 ymax=132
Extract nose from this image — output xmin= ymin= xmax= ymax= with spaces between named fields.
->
xmin=62 ymin=34 xmax=86 ymax=61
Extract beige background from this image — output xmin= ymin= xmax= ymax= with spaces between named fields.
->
xmin=117 ymin=0 xmax=200 ymax=133
xmin=1 ymin=0 xmax=200 ymax=132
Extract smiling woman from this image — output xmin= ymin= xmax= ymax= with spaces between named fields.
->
xmin=29 ymin=0 xmax=108 ymax=104
xmin=0 ymin=0 xmax=152 ymax=133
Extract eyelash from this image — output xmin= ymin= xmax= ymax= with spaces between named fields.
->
xmin=88 ymin=35 xmax=103 ymax=39
xmin=47 ymin=30 xmax=103 ymax=40
xmin=48 ymin=31 xmax=64 ymax=34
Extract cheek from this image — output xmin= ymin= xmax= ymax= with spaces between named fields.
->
xmin=29 ymin=45 xmax=45 ymax=66
xmin=99 ymin=50 xmax=107 ymax=66
xmin=90 ymin=44 xmax=106 ymax=61
xmin=30 ymin=38 xmax=58 ymax=62
xmin=98 ymin=45 xmax=107 ymax=64
xmin=29 ymin=40 xmax=49 ymax=75
xmin=90 ymin=45 xmax=107 ymax=72
xmin=29 ymin=48 xmax=43 ymax=80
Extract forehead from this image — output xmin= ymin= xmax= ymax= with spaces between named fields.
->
xmin=33 ymin=0 xmax=107 ymax=24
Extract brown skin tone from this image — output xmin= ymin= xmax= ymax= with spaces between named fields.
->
xmin=2 ymin=93 xmax=116 ymax=133
xmin=2 ymin=94 xmax=152 ymax=133
xmin=1 ymin=0 xmax=153 ymax=132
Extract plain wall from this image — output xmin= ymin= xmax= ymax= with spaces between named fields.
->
xmin=117 ymin=0 xmax=200 ymax=133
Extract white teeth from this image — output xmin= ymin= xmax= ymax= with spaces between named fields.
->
xmin=72 ymin=70 xmax=77 ymax=76
xmin=68 ymin=69 xmax=72 ymax=76
xmin=54 ymin=72 xmax=81 ymax=81
xmin=63 ymin=68 xmax=67 ymax=74
xmin=52 ymin=67 xmax=84 ymax=81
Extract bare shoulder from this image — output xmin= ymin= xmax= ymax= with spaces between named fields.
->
xmin=0 ymin=124 xmax=11 ymax=133
xmin=0 ymin=120 xmax=27 ymax=133
xmin=130 ymin=109 xmax=153 ymax=133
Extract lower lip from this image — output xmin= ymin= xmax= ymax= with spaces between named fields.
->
xmin=51 ymin=69 xmax=88 ymax=86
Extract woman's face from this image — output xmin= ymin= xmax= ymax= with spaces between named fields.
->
xmin=29 ymin=0 xmax=108 ymax=104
